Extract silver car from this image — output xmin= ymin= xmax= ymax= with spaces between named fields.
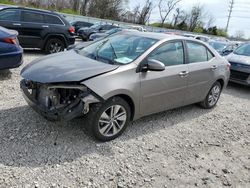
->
xmin=226 ymin=43 xmax=250 ymax=86
xmin=20 ymin=31 xmax=230 ymax=141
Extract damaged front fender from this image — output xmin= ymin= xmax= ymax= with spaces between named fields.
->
xmin=20 ymin=79 xmax=101 ymax=121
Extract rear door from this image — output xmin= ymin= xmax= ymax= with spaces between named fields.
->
xmin=0 ymin=8 xmax=21 ymax=32
xmin=185 ymin=40 xmax=217 ymax=104
xmin=140 ymin=40 xmax=189 ymax=116
xmin=19 ymin=10 xmax=47 ymax=48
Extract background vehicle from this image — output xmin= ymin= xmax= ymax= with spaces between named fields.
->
xmin=0 ymin=26 xmax=23 ymax=70
xmin=70 ymin=21 xmax=93 ymax=33
xmin=0 ymin=7 xmax=75 ymax=53
xmin=226 ymin=43 xmax=250 ymax=86
xmin=89 ymin=28 xmax=123 ymax=41
xmin=77 ymin=24 xmax=119 ymax=41
xmin=209 ymin=41 xmax=236 ymax=56
xmin=20 ymin=31 xmax=230 ymax=141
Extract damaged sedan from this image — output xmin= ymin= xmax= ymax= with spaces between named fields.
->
xmin=20 ymin=31 xmax=230 ymax=141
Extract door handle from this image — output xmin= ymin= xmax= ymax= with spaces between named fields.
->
xmin=13 ymin=23 xmax=21 ymax=26
xmin=42 ymin=25 xmax=49 ymax=28
xmin=179 ymin=71 xmax=189 ymax=77
xmin=211 ymin=65 xmax=217 ymax=71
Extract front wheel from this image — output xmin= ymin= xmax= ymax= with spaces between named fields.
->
xmin=200 ymin=81 xmax=222 ymax=109
xmin=86 ymin=97 xmax=131 ymax=141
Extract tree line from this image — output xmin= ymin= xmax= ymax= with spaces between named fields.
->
xmin=2 ymin=0 xmax=228 ymax=37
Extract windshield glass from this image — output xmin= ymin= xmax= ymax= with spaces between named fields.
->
xmin=105 ymin=28 xmax=120 ymax=35
xmin=90 ymin=24 xmax=101 ymax=29
xmin=234 ymin=43 xmax=250 ymax=56
xmin=209 ymin=42 xmax=227 ymax=51
xmin=78 ymin=34 xmax=158 ymax=65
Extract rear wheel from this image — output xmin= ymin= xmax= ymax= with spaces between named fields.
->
xmin=200 ymin=81 xmax=222 ymax=109
xmin=86 ymin=97 xmax=131 ymax=141
xmin=45 ymin=38 xmax=65 ymax=54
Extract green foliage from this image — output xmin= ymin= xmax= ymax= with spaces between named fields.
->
xmin=150 ymin=22 xmax=228 ymax=37
xmin=0 ymin=0 xmax=15 ymax=5
xmin=60 ymin=9 xmax=79 ymax=15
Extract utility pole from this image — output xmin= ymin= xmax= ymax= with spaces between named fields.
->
xmin=226 ymin=0 xmax=234 ymax=32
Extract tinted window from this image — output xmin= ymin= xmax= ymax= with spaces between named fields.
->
xmin=187 ymin=42 xmax=210 ymax=63
xmin=22 ymin=11 xmax=44 ymax=23
xmin=148 ymin=41 xmax=184 ymax=66
xmin=0 ymin=9 xmax=19 ymax=21
xmin=44 ymin=15 xmax=63 ymax=25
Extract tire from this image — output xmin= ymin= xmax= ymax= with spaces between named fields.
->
xmin=200 ymin=81 xmax=222 ymax=109
xmin=45 ymin=38 xmax=65 ymax=54
xmin=85 ymin=97 xmax=131 ymax=142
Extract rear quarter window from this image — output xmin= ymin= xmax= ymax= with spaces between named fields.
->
xmin=45 ymin=15 xmax=64 ymax=25
xmin=187 ymin=41 xmax=214 ymax=63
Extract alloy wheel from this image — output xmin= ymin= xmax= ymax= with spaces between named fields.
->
xmin=98 ymin=105 xmax=127 ymax=137
xmin=208 ymin=84 xmax=221 ymax=106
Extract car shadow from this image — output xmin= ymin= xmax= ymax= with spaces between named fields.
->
xmin=0 ymin=69 xmax=12 ymax=80
xmin=224 ymin=82 xmax=250 ymax=100
xmin=0 ymin=104 xmax=210 ymax=168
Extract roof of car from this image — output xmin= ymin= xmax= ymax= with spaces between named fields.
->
xmin=120 ymin=30 xmax=189 ymax=41
xmin=1 ymin=6 xmax=61 ymax=16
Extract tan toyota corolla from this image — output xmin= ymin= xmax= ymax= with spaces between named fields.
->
xmin=20 ymin=31 xmax=230 ymax=141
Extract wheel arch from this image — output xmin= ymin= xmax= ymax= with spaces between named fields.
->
xmin=43 ymin=34 xmax=67 ymax=49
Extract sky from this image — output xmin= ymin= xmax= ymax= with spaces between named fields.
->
xmin=128 ymin=0 xmax=250 ymax=38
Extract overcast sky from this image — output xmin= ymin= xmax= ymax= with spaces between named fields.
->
xmin=128 ymin=0 xmax=250 ymax=38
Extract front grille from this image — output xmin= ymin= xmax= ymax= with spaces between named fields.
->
xmin=230 ymin=70 xmax=249 ymax=81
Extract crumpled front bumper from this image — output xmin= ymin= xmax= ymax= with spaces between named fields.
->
xmin=20 ymin=80 xmax=98 ymax=121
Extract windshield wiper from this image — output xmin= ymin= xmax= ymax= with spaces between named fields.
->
xmin=109 ymin=42 xmax=117 ymax=59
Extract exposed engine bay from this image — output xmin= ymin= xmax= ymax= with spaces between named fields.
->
xmin=20 ymin=79 xmax=100 ymax=121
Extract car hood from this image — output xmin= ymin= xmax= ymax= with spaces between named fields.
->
xmin=21 ymin=50 xmax=119 ymax=83
xmin=226 ymin=53 xmax=250 ymax=65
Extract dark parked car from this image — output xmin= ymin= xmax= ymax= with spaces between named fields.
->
xmin=226 ymin=43 xmax=250 ymax=86
xmin=0 ymin=26 xmax=23 ymax=70
xmin=89 ymin=28 xmax=122 ymax=41
xmin=20 ymin=31 xmax=230 ymax=141
xmin=77 ymin=24 xmax=119 ymax=41
xmin=70 ymin=21 xmax=93 ymax=33
xmin=0 ymin=7 xmax=75 ymax=53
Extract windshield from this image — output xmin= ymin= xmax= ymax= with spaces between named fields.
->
xmin=234 ymin=43 xmax=250 ymax=56
xmin=90 ymin=24 xmax=101 ymax=29
xmin=78 ymin=34 xmax=158 ymax=65
xmin=105 ymin=28 xmax=121 ymax=35
xmin=209 ymin=42 xmax=227 ymax=51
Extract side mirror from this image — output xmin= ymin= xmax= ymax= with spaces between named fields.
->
xmin=142 ymin=59 xmax=165 ymax=72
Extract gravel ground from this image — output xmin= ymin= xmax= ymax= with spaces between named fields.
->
xmin=0 ymin=50 xmax=249 ymax=188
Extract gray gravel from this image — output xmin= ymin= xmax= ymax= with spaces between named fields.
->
xmin=0 ymin=50 xmax=250 ymax=188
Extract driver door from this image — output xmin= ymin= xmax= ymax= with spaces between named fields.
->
xmin=140 ymin=41 xmax=189 ymax=116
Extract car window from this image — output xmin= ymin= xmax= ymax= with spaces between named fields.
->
xmin=22 ymin=11 xmax=44 ymax=23
xmin=148 ymin=41 xmax=184 ymax=66
xmin=207 ymin=50 xmax=214 ymax=60
xmin=79 ymin=34 xmax=158 ymax=65
xmin=44 ymin=14 xmax=63 ymax=25
xmin=187 ymin=42 xmax=210 ymax=63
xmin=0 ymin=9 xmax=19 ymax=21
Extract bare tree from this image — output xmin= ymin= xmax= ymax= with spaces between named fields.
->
xmin=206 ymin=14 xmax=215 ymax=29
xmin=234 ymin=30 xmax=245 ymax=39
xmin=188 ymin=4 xmax=204 ymax=31
xmin=158 ymin=0 xmax=182 ymax=27
xmin=136 ymin=0 xmax=153 ymax=25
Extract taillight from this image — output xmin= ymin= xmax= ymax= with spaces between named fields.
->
xmin=3 ymin=37 xmax=17 ymax=45
xmin=69 ymin=26 xmax=75 ymax=34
